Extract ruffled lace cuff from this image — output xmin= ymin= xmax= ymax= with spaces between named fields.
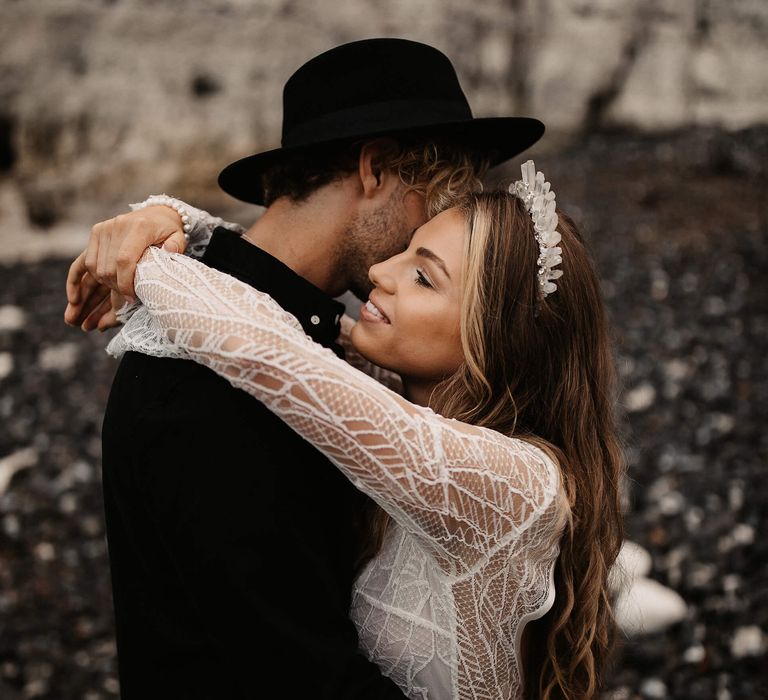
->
xmin=107 ymin=196 xmax=247 ymax=357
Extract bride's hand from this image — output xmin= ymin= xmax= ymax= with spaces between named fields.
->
xmin=64 ymin=263 xmax=126 ymax=331
xmin=64 ymin=206 xmax=187 ymax=329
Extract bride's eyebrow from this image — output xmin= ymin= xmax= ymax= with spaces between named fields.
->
xmin=415 ymin=247 xmax=451 ymax=280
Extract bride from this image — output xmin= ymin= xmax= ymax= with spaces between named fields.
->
xmin=86 ymin=163 xmax=624 ymax=699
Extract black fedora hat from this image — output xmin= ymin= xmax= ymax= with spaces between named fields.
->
xmin=218 ymin=38 xmax=544 ymax=205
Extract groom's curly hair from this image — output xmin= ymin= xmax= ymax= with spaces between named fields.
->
xmin=260 ymin=136 xmax=489 ymax=217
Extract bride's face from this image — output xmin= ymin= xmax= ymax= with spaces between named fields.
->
xmin=350 ymin=207 xmax=466 ymax=384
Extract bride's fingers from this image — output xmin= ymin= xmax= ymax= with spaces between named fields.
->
xmin=65 ymin=271 xmax=109 ymax=326
xmin=94 ymin=290 xmax=125 ymax=332
xmin=96 ymin=226 xmax=114 ymax=287
xmin=65 ymin=250 xmax=87 ymax=306
xmin=96 ymin=307 xmax=120 ymax=331
xmin=76 ymin=284 xmax=111 ymax=330
xmin=85 ymin=221 xmax=110 ymax=282
xmin=81 ymin=294 xmax=114 ymax=332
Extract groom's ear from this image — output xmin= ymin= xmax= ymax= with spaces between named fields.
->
xmin=358 ymin=139 xmax=397 ymax=200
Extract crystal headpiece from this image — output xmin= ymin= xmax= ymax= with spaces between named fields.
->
xmin=509 ymin=160 xmax=563 ymax=298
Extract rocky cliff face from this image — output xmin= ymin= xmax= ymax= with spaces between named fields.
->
xmin=1 ymin=0 xmax=766 ymax=238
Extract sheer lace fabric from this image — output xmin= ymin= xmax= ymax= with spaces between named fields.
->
xmin=110 ymin=247 xmax=568 ymax=700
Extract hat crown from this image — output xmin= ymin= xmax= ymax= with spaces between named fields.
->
xmin=281 ymin=39 xmax=472 ymax=146
xmin=218 ymin=38 xmax=545 ymax=205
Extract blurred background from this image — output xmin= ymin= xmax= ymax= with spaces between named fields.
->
xmin=0 ymin=1 xmax=766 ymax=698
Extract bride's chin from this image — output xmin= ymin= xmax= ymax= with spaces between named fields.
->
xmin=350 ymin=325 xmax=385 ymax=364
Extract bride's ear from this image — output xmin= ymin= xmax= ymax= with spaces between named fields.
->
xmin=358 ymin=139 xmax=397 ymax=200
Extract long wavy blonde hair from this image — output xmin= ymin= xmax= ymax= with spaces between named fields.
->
xmin=355 ymin=190 xmax=624 ymax=699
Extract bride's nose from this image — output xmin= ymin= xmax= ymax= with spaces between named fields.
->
xmin=368 ymin=259 xmax=396 ymax=294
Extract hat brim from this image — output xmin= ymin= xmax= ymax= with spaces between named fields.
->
xmin=218 ymin=117 xmax=544 ymax=205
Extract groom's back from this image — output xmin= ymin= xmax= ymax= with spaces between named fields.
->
xmin=100 ymin=232 xmax=404 ymax=699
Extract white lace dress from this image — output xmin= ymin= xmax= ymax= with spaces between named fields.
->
xmin=107 ymin=209 xmax=569 ymax=700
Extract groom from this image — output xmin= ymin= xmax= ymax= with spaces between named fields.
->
xmin=65 ymin=39 xmax=543 ymax=698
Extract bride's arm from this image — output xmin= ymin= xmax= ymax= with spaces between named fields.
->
xmin=112 ymin=198 xmax=401 ymax=389
xmin=64 ymin=196 xmax=246 ymax=331
xmin=144 ymin=197 xmax=403 ymax=392
xmin=132 ymin=248 xmax=566 ymax=572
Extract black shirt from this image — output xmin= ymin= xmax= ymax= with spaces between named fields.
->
xmin=101 ymin=228 xmax=405 ymax=699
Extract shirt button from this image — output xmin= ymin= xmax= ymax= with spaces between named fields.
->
xmin=310 ymin=315 xmax=320 ymax=325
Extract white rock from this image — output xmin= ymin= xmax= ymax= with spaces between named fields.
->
xmin=711 ymin=413 xmax=735 ymax=434
xmin=728 ymin=482 xmax=745 ymax=510
xmin=663 ymin=358 xmax=690 ymax=382
xmin=71 ymin=460 xmax=94 ymax=482
xmin=38 ymin=342 xmax=80 ymax=372
xmin=732 ymin=523 xmax=755 ymax=546
xmin=684 ymin=506 xmax=704 ymax=533
xmin=34 ymin=542 xmax=55 ymax=562
xmin=0 ymin=352 xmax=13 ymax=380
xmin=0 ymin=305 xmax=25 ymax=332
xmin=23 ymin=678 xmax=48 ymax=697
xmin=605 ymin=687 xmax=632 ymax=700
xmin=59 ymin=493 xmax=79 ymax=514
xmin=648 ymin=475 xmax=672 ymax=500
xmin=718 ymin=523 xmax=755 ymax=553
xmin=55 ymin=460 xmax=94 ymax=491
xmin=683 ymin=644 xmax=706 ymax=663
xmin=689 ymin=562 xmax=717 ymax=588
xmin=614 ymin=577 xmax=687 ymax=637
xmin=3 ymin=514 xmax=20 ymax=538
xmin=731 ymin=626 xmax=766 ymax=658
xmin=80 ymin=515 xmax=101 ymax=537
xmin=659 ymin=490 xmax=685 ymax=516
xmin=664 ymin=546 xmax=689 ymax=573
xmin=640 ymin=677 xmax=667 ymax=699
xmin=0 ymin=447 xmax=38 ymax=495
xmin=610 ymin=540 xmax=652 ymax=589
xmin=624 ymin=382 xmax=656 ymax=412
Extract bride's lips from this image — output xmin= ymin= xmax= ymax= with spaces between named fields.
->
xmin=360 ymin=295 xmax=391 ymax=324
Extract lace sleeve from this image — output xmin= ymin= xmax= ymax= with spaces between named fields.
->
xmin=133 ymin=248 xmax=564 ymax=572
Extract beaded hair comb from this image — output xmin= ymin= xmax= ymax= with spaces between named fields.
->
xmin=509 ymin=160 xmax=563 ymax=298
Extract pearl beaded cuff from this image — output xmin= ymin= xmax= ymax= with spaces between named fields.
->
xmin=132 ymin=194 xmax=193 ymax=240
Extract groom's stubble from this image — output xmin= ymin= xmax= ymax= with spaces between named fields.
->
xmin=340 ymin=182 xmax=424 ymax=301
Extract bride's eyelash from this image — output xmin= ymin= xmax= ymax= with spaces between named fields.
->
xmin=415 ymin=269 xmax=433 ymax=288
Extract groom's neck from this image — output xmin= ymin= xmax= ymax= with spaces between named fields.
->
xmin=242 ymin=186 xmax=352 ymax=297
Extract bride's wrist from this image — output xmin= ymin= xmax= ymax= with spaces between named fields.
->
xmin=131 ymin=194 xmax=194 ymax=241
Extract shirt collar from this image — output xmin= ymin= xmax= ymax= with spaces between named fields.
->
xmin=201 ymin=227 xmax=346 ymax=355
